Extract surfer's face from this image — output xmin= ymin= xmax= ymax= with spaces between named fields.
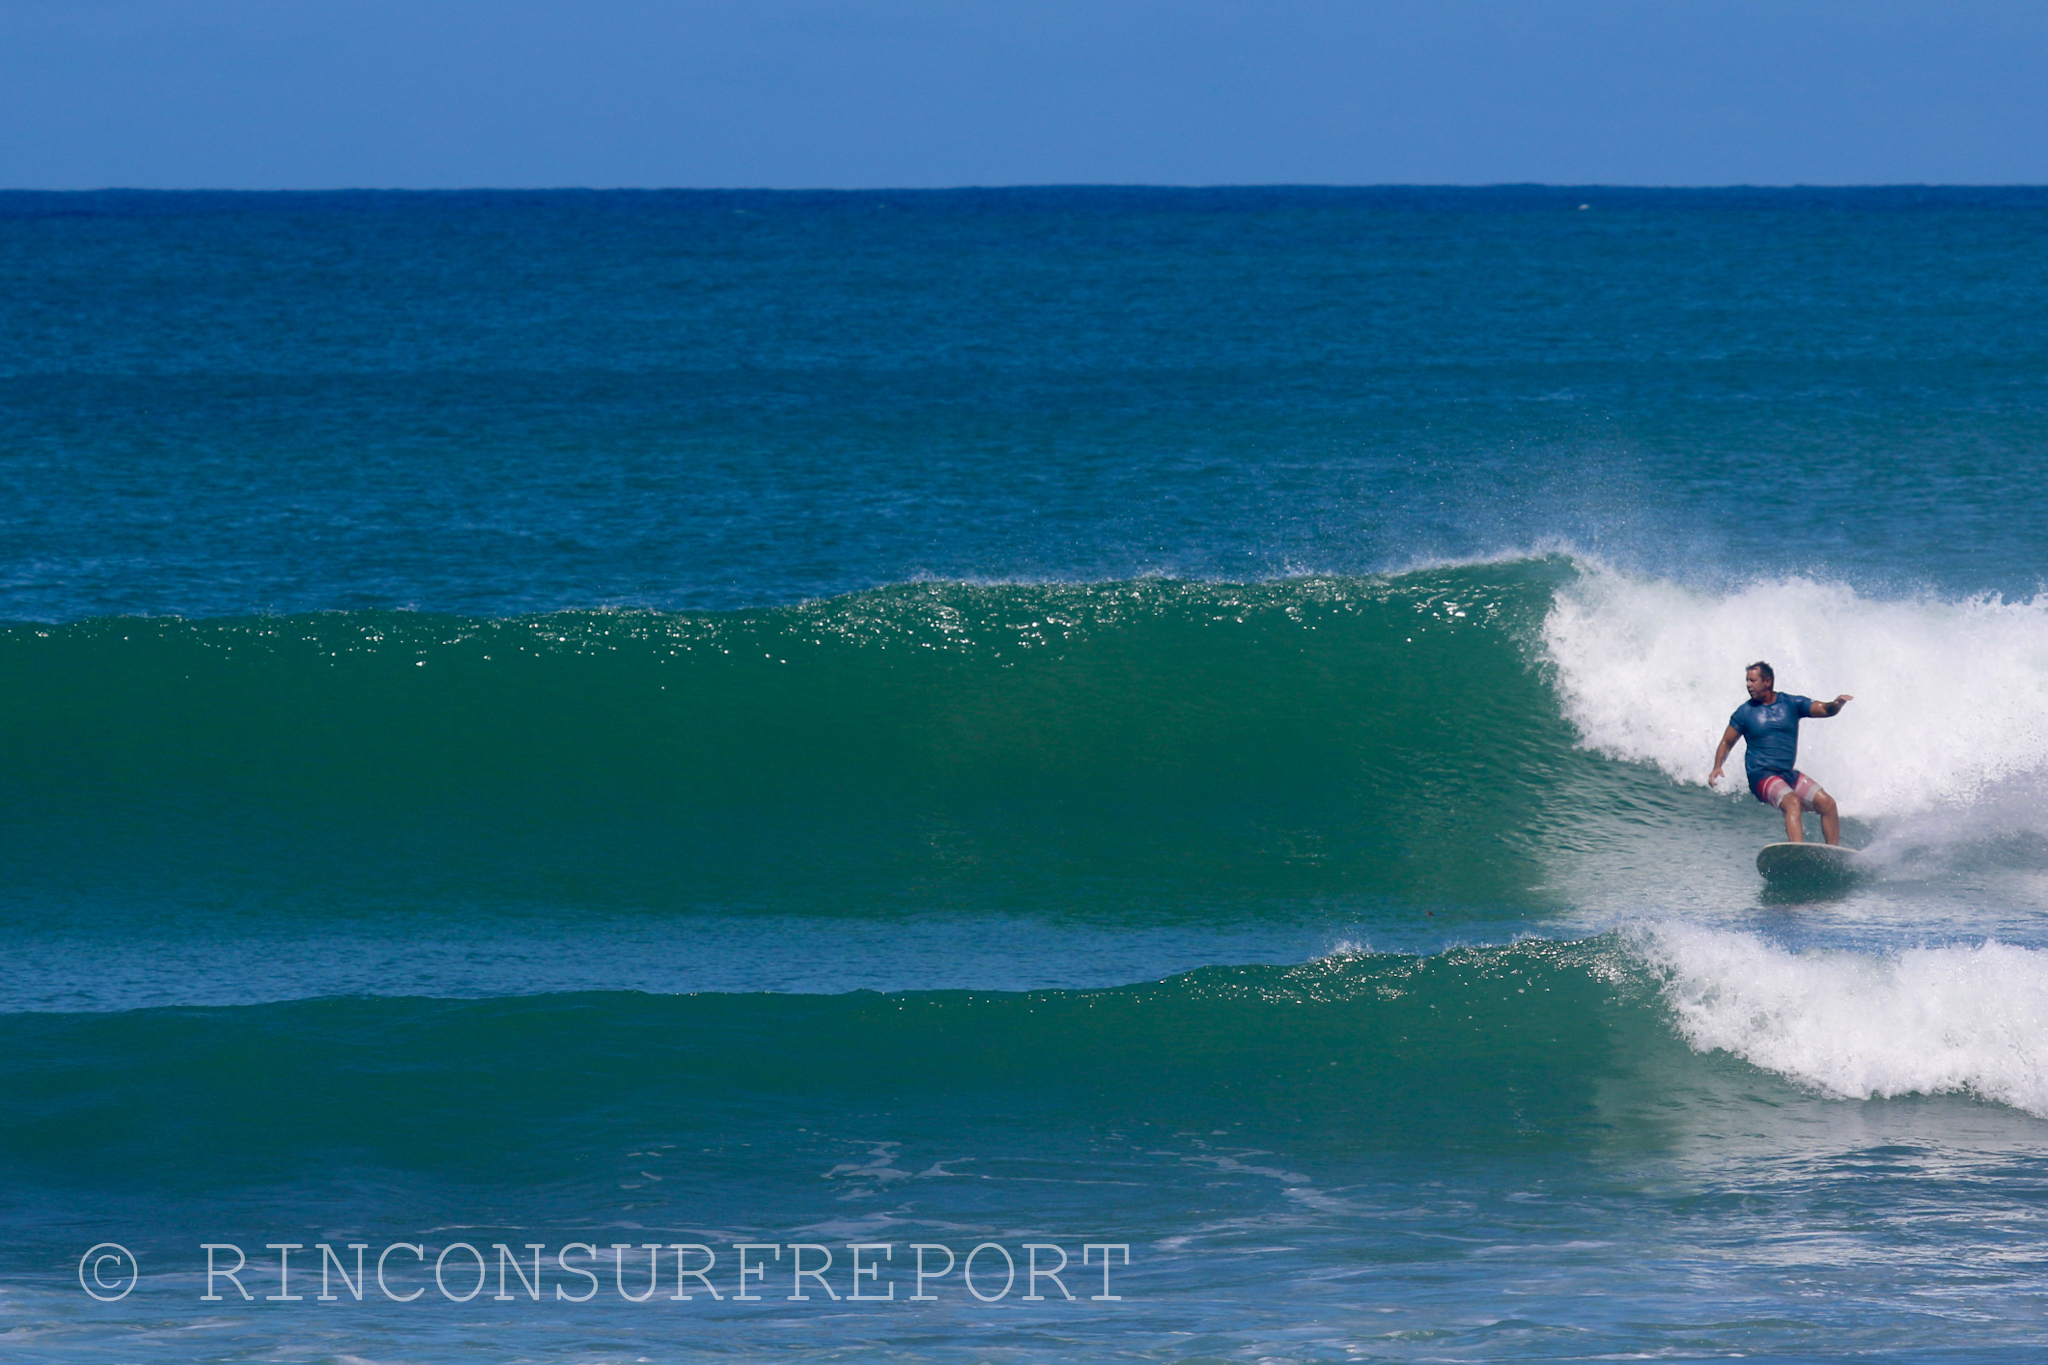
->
xmin=1745 ymin=668 xmax=1772 ymax=701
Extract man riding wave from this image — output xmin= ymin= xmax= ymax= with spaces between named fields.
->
xmin=1708 ymin=660 xmax=1853 ymax=845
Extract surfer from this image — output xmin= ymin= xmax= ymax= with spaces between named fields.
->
xmin=1708 ymin=661 xmax=1853 ymax=845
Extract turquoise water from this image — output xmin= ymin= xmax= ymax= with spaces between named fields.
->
xmin=5 ymin=187 xmax=2048 ymax=1361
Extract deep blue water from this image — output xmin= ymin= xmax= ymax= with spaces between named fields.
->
xmin=4 ymin=187 xmax=2048 ymax=1362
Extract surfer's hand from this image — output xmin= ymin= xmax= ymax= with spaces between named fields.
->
xmin=1708 ymin=765 xmax=1723 ymax=788
xmin=1834 ymin=694 xmax=1853 ymax=708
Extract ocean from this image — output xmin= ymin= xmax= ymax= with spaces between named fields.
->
xmin=4 ymin=185 xmax=2048 ymax=1361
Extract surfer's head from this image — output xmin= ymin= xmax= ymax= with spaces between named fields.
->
xmin=1745 ymin=660 xmax=1775 ymax=701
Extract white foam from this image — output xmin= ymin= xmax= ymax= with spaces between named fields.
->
xmin=1638 ymin=923 xmax=2048 ymax=1115
xmin=1543 ymin=563 xmax=2048 ymax=818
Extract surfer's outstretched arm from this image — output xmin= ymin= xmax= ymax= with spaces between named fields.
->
xmin=1808 ymin=694 xmax=1854 ymax=717
xmin=1708 ymin=724 xmax=1741 ymax=788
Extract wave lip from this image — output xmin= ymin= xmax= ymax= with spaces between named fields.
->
xmin=1641 ymin=923 xmax=2048 ymax=1116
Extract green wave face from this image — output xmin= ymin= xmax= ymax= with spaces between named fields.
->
xmin=0 ymin=940 xmax=1668 ymax=1190
xmin=1 ymin=561 xmax=1594 ymax=920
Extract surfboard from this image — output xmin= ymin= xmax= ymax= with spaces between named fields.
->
xmin=1755 ymin=842 xmax=1860 ymax=884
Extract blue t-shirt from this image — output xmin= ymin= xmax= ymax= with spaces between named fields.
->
xmin=1730 ymin=693 xmax=1813 ymax=784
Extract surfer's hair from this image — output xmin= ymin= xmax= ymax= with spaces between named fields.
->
xmin=1747 ymin=660 xmax=1774 ymax=683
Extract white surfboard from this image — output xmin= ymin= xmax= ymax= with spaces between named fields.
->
xmin=1755 ymin=842 xmax=1860 ymax=884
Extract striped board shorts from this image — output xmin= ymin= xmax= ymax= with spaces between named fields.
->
xmin=1751 ymin=770 xmax=1819 ymax=808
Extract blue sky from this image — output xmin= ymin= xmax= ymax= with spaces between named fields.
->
xmin=3 ymin=0 xmax=2045 ymax=189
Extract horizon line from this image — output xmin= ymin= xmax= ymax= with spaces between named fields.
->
xmin=6 ymin=182 xmax=2047 ymax=195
